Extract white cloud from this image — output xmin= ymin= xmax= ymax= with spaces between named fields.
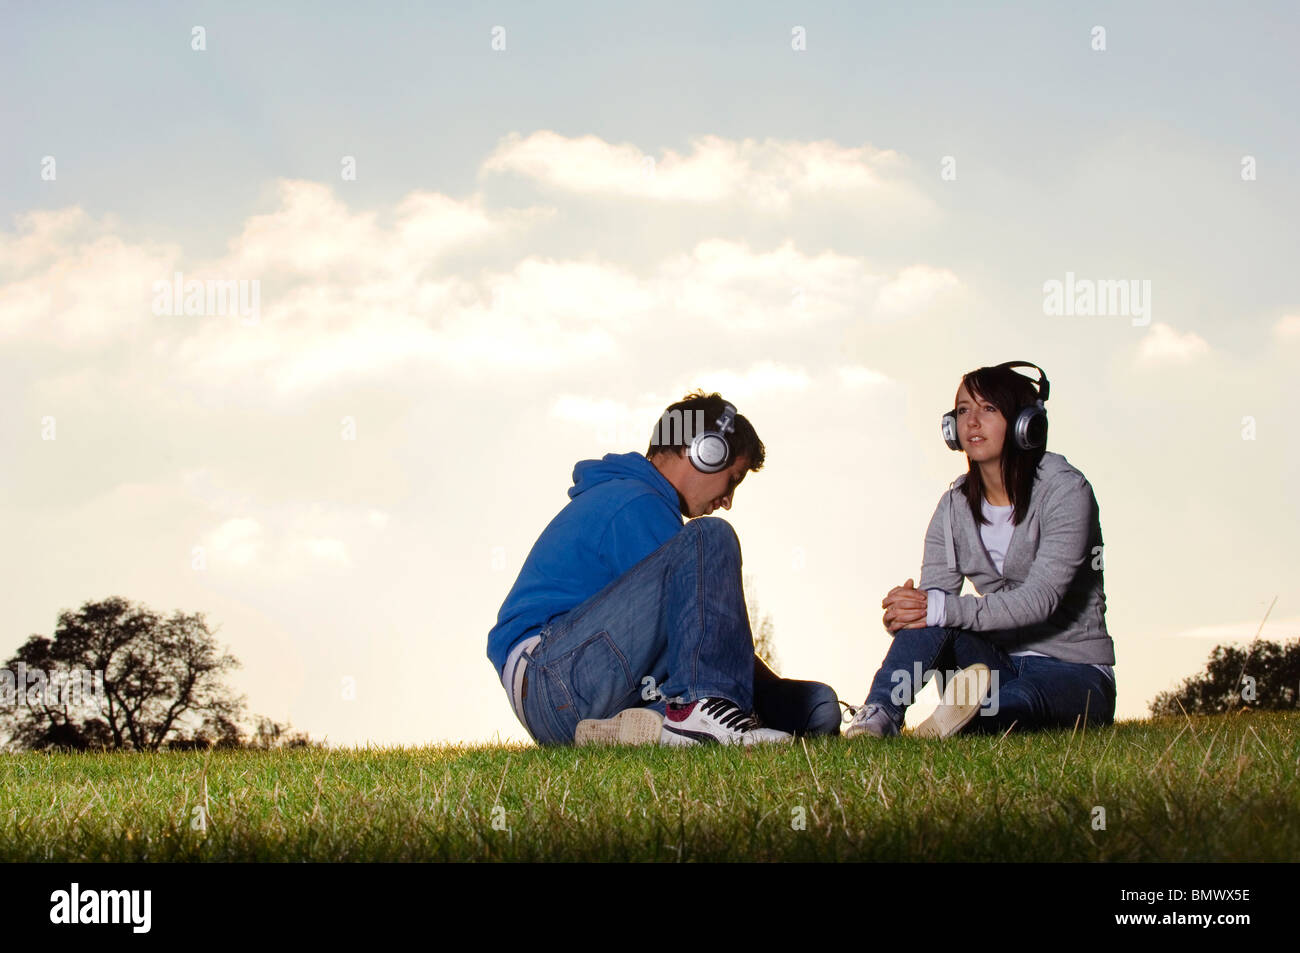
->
xmin=551 ymin=362 xmax=815 ymax=448
xmin=187 ymin=471 xmax=387 ymax=576
xmin=4 ymin=178 xmax=959 ymax=406
xmin=153 ymin=233 xmax=953 ymax=400
xmin=205 ymin=520 xmax=352 ymax=574
xmin=482 ymin=131 xmax=929 ymax=213
xmin=1274 ymin=313 xmax=1300 ymax=339
xmin=206 ymin=517 xmax=265 ymax=568
xmin=687 ymin=361 xmax=812 ymax=401
xmin=290 ymin=537 xmax=351 ymax=567
xmin=224 ymin=180 xmax=542 ymax=278
xmin=157 ymin=235 xmax=641 ymax=400
xmin=552 ymin=395 xmax=629 ymax=427
xmin=838 ymin=365 xmax=893 ymax=388
xmin=874 ymin=265 xmax=961 ymax=319
xmin=0 ymin=207 xmax=177 ymax=347
xmin=1170 ymin=615 xmax=1300 ymax=642
xmin=551 ymin=394 xmax=649 ymax=447
xmin=655 ymin=239 xmax=960 ymax=332
xmin=1136 ymin=322 xmax=1211 ymax=366
xmin=0 ymin=206 xmax=115 ymax=276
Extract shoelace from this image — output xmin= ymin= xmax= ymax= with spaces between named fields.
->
xmin=700 ymin=697 xmax=760 ymax=733
xmin=841 ymin=700 xmax=887 ymax=725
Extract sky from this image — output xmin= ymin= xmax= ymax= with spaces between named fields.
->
xmin=3 ymin=1 xmax=1298 ymax=746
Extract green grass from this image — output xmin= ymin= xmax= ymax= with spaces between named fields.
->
xmin=2 ymin=711 xmax=1297 ymax=861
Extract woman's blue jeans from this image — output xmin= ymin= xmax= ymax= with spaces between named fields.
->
xmin=865 ymin=626 xmax=1116 ymax=734
xmin=518 ymin=517 xmax=841 ymax=745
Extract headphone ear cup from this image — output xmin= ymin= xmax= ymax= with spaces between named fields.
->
xmin=689 ymin=432 xmax=730 ymax=472
xmin=1027 ymin=410 xmax=1048 ymax=449
xmin=1015 ymin=405 xmax=1048 ymax=450
xmin=941 ymin=411 xmax=961 ymax=451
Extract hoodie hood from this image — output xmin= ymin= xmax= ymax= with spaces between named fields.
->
xmin=569 ymin=451 xmax=681 ymax=511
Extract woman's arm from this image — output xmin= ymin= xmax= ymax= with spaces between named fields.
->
xmin=942 ymin=475 xmax=1095 ymax=633
xmin=918 ymin=490 xmax=964 ymax=595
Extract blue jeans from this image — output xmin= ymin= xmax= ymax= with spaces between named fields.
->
xmin=518 ymin=517 xmax=841 ymax=745
xmin=865 ymin=626 xmax=1116 ymax=734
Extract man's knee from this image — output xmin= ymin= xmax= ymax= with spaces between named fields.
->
xmin=685 ymin=515 xmax=739 ymax=549
xmin=803 ymin=682 xmax=842 ymax=736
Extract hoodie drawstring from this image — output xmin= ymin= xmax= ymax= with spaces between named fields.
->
xmin=943 ymin=484 xmax=958 ymax=572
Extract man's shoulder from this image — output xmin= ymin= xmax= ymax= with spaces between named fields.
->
xmin=566 ymin=481 xmax=680 ymax=535
xmin=576 ymin=478 xmax=667 ymax=506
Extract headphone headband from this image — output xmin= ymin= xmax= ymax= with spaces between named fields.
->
xmin=997 ymin=361 xmax=1050 ymax=403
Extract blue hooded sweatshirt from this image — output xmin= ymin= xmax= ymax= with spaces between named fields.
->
xmin=486 ymin=452 xmax=686 ymax=676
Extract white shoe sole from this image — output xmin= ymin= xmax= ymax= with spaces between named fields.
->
xmin=574 ymin=707 xmax=664 ymax=746
xmin=743 ymin=728 xmax=794 ymax=745
xmin=914 ymin=663 xmax=991 ymax=739
xmin=660 ymin=723 xmax=793 ymax=746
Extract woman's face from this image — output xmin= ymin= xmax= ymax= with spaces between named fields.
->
xmin=954 ymin=382 xmax=1007 ymax=464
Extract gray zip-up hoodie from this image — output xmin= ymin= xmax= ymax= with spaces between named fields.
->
xmin=918 ymin=451 xmax=1115 ymax=665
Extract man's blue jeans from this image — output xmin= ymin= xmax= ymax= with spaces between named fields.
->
xmin=864 ymin=626 xmax=1116 ymax=734
xmin=518 ymin=517 xmax=841 ymax=745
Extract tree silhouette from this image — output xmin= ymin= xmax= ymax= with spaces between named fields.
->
xmin=247 ymin=714 xmax=316 ymax=750
xmin=1150 ymin=637 xmax=1300 ymax=717
xmin=744 ymin=572 xmax=779 ymax=672
xmin=1 ymin=596 xmax=249 ymax=751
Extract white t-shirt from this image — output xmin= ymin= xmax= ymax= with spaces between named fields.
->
xmin=502 ymin=633 xmax=542 ymax=730
xmin=927 ymin=498 xmax=1114 ymax=682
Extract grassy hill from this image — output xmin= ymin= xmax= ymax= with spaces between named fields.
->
xmin=2 ymin=711 xmax=1296 ymax=861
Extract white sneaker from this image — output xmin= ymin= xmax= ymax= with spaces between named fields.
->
xmin=914 ymin=663 xmax=991 ymax=739
xmin=574 ymin=707 xmax=664 ymax=746
xmin=844 ymin=702 xmax=901 ymax=739
xmin=660 ymin=697 xmax=793 ymax=746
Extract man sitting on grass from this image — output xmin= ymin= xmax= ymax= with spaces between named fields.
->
xmin=487 ymin=389 xmax=842 ymax=746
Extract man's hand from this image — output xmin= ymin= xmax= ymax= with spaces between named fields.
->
xmin=881 ymin=578 xmax=928 ymax=635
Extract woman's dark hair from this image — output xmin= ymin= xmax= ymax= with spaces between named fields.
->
xmin=958 ymin=365 xmax=1046 ymax=525
xmin=645 ymin=389 xmax=765 ymax=472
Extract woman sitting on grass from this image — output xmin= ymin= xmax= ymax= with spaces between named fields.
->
xmin=847 ymin=361 xmax=1116 ymax=739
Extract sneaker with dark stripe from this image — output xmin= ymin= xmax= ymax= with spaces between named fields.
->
xmin=661 ymin=697 xmax=792 ymax=746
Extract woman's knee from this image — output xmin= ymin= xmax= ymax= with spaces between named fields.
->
xmin=969 ymin=675 xmax=1110 ymax=734
xmin=883 ymin=625 xmax=950 ymax=659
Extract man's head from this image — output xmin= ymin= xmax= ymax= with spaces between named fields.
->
xmin=646 ymin=389 xmax=765 ymax=518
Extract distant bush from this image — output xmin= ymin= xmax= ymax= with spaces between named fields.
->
xmin=1150 ymin=638 xmax=1300 ymax=717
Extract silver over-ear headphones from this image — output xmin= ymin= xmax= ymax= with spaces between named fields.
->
xmin=941 ymin=361 xmax=1050 ymax=452
xmin=688 ymin=402 xmax=738 ymax=473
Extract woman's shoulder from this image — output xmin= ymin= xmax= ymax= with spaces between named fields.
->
xmin=1036 ymin=451 xmax=1089 ymax=485
xmin=1033 ymin=453 xmax=1098 ymax=510
xmin=926 ymin=474 xmax=966 ymax=524
xmin=937 ymin=472 xmax=967 ymax=506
